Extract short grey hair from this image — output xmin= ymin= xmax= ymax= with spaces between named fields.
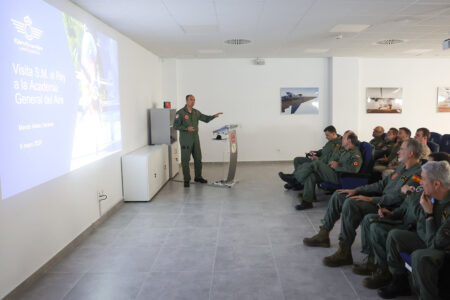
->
xmin=422 ymin=161 xmax=450 ymax=190
xmin=404 ymin=138 xmax=422 ymax=159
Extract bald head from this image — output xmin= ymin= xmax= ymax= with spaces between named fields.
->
xmin=372 ymin=126 xmax=384 ymax=138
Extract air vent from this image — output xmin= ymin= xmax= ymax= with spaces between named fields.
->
xmin=224 ymin=39 xmax=251 ymax=45
xmin=375 ymin=39 xmax=405 ymax=45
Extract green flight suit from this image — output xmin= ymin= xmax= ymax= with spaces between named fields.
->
xmin=294 ymin=146 xmax=362 ymax=203
xmin=370 ymin=136 xmax=386 ymax=151
xmin=360 ymin=188 xmax=425 ymax=267
xmin=320 ymin=163 xmax=422 ymax=244
xmin=174 ymin=105 xmax=215 ymax=182
xmin=373 ymin=140 xmax=401 ymax=172
xmin=386 ymin=192 xmax=450 ymax=299
xmin=293 ymin=136 xmax=342 ymax=170
xmin=374 ymin=138 xmax=397 ymax=160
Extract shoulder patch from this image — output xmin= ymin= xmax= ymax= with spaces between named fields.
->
xmin=392 ymin=173 xmax=398 ymax=179
xmin=415 ymin=186 xmax=424 ymax=193
xmin=353 ymin=161 xmax=359 ymax=167
xmin=184 ymin=115 xmax=189 ymax=119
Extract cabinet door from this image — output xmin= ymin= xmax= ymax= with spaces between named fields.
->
xmin=148 ymin=152 xmax=159 ymax=200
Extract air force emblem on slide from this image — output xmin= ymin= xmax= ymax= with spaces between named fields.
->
xmin=11 ymin=16 xmax=43 ymax=41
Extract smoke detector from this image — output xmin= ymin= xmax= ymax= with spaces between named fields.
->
xmin=224 ymin=39 xmax=251 ymax=45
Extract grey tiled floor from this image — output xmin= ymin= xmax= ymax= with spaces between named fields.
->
xmin=16 ymin=162 xmax=417 ymax=300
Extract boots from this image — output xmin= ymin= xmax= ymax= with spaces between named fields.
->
xmin=278 ymin=172 xmax=298 ymax=185
xmin=352 ymin=254 xmax=377 ymax=276
xmin=323 ymin=241 xmax=353 ymax=267
xmin=362 ymin=266 xmax=392 ymax=289
xmin=303 ymin=226 xmax=330 ymax=247
xmin=377 ymin=274 xmax=411 ymax=299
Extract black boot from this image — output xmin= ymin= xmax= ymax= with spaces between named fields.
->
xmin=184 ymin=181 xmax=190 ymax=187
xmin=194 ymin=177 xmax=208 ymax=183
xmin=278 ymin=172 xmax=298 ymax=185
xmin=295 ymin=201 xmax=313 ymax=210
xmin=284 ymin=183 xmax=293 ymax=190
xmin=377 ymin=274 xmax=411 ymax=299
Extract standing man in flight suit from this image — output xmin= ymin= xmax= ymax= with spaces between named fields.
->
xmin=174 ymin=94 xmax=222 ymax=187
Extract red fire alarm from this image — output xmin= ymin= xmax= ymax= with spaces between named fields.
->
xmin=163 ymin=101 xmax=171 ymax=108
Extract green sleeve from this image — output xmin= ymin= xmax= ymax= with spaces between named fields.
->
xmin=335 ymin=152 xmax=362 ymax=173
xmin=356 ymin=176 xmax=388 ymax=196
xmin=199 ymin=112 xmax=215 ymax=123
xmin=434 ymin=219 xmax=450 ymax=250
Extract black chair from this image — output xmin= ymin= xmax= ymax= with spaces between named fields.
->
xmin=427 ymin=141 xmax=440 ymax=153
xmin=440 ymin=134 xmax=450 ymax=154
xmin=429 ymin=132 xmax=442 ymax=145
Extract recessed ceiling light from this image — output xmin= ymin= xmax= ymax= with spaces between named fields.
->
xmin=304 ymin=48 xmax=330 ymax=53
xmin=224 ymin=39 xmax=251 ymax=45
xmin=375 ymin=39 xmax=405 ymax=45
xmin=330 ymin=24 xmax=370 ymax=33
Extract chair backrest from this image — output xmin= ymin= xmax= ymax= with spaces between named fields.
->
xmin=427 ymin=141 xmax=440 ymax=153
xmin=359 ymin=142 xmax=374 ymax=173
xmin=430 ymin=132 xmax=442 ymax=144
xmin=440 ymin=134 xmax=450 ymax=154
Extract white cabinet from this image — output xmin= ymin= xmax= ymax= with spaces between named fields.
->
xmin=122 ymin=145 xmax=169 ymax=201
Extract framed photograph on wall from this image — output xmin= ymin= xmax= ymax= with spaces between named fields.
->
xmin=280 ymin=87 xmax=319 ymax=115
xmin=366 ymin=87 xmax=403 ymax=113
xmin=437 ymin=87 xmax=450 ymax=112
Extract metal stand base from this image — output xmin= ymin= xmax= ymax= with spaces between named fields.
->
xmin=209 ymin=179 xmax=238 ymax=188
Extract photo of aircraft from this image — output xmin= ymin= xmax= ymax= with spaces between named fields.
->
xmin=281 ymin=91 xmax=318 ymax=114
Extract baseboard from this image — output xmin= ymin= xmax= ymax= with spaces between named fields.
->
xmin=4 ymin=199 xmax=124 ymax=300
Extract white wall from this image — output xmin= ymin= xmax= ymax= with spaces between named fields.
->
xmin=166 ymin=58 xmax=332 ymax=162
xmin=0 ymin=0 xmax=162 ymax=298
xmin=358 ymin=58 xmax=450 ymax=142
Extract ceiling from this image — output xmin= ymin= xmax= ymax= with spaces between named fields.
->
xmin=70 ymin=0 xmax=450 ymax=58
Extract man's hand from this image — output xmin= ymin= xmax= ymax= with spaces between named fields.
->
xmin=401 ymin=185 xmax=415 ymax=195
xmin=377 ymin=155 xmax=388 ymax=163
xmin=337 ymin=189 xmax=357 ymax=197
xmin=329 ymin=161 xmax=338 ymax=169
xmin=351 ymin=195 xmax=373 ymax=202
xmin=187 ymin=126 xmax=195 ymax=132
xmin=311 ymin=156 xmax=319 ymax=160
xmin=378 ymin=208 xmax=392 ymax=218
xmin=214 ymin=112 xmax=223 ymax=118
xmin=420 ymin=193 xmax=433 ymax=214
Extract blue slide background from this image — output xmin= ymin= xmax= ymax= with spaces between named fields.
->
xmin=0 ymin=0 xmax=121 ymax=199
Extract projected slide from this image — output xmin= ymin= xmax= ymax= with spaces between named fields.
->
xmin=0 ymin=0 xmax=121 ymax=199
